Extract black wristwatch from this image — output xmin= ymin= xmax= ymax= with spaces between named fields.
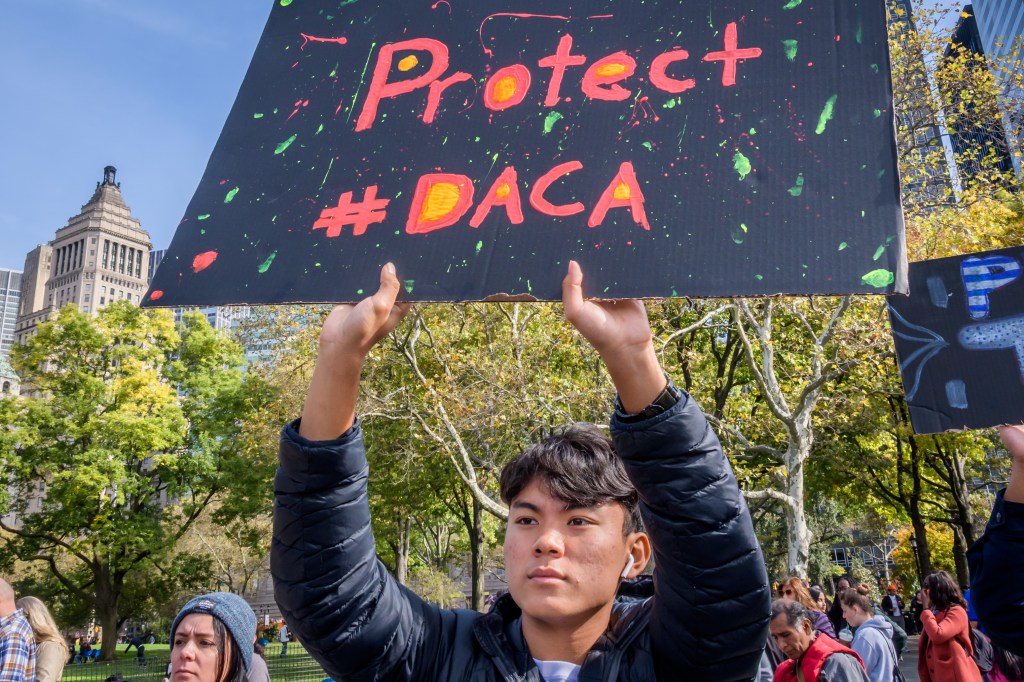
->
xmin=615 ymin=378 xmax=682 ymax=423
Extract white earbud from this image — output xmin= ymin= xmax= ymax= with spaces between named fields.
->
xmin=621 ymin=554 xmax=635 ymax=579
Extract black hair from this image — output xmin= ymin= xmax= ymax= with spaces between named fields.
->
xmin=922 ymin=571 xmax=967 ymax=612
xmin=994 ymin=644 xmax=1024 ymax=679
xmin=770 ymin=599 xmax=811 ymax=630
xmin=499 ymin=423 xmax=643 ymax=535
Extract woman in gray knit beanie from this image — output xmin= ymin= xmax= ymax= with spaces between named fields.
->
xmin=170 ymin=593 xmax=257 ymax=682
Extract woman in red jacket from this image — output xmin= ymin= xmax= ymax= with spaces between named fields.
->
xmin=918 ymin=571 xmax=983 ymax=682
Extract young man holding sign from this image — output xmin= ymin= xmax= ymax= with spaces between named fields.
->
xmin=271 ymin=262 xmax=770 ymax=681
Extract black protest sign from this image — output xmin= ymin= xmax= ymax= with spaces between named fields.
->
xmin=144 ymin=0 xmax=906 ymax=306
xmin=887 ymin=246 xmax=1024 ymax=434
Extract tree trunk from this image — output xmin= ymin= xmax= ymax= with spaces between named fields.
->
xmin=93 ymin=568 xmax=122 ymax=662
xmin=785 ymin=442 xmax=812 ymax=577
xmin=394 ymin=515 xmax=411 ymax=585
xmin=951 ymin=525 xmax=970 ymax=589
xmin=909 ymin=508 xmax=933 ymax=580
xmin=471 ymin=497 xmax=485 ymax=612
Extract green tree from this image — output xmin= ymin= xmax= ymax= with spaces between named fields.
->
xmin=0 ymin=302 xmax=264 ymax=659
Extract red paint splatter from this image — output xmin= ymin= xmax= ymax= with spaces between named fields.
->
xmin=479 ymin=13 xmax=571 ymax=56
xmin=477 ymin=13 xmax=610 ymax=56
xmin=192 ymin=251 xmax=218 ymax=273
xmin=431 ymin=0 xmax=452 ymax=13
xmin=150 ymin=290 xmax=164 ymax=301
xmin=299 ymin=34 xmax=348 ymax=51
xmin=287 ymin=99 xmax=310 ymax=121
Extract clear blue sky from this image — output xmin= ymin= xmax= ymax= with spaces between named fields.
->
xmin=0 ymin=1 xmax=267 ymax=271
xmin=0 ymin=0 xmax=962 ymax=273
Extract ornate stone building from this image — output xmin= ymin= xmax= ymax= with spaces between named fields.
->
xmin=14 ymin=166 xmax=152 ymax=346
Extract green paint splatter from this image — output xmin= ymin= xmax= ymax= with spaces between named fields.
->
xmin=475 ymin=240 xmax=483 ymax=255
xmin=198 ymin=214 xmax=211 ymax=221
xmin=873 ymin=244 xmax=886 ymax=260
xmin=815 ymin=95 xmax=838 ymax=134
xmin=732 ymin=223 xmax=749 ymax=244
xmin=224 ymin=187 xmax=240 ymax=204
xmin=543 ymin=111 xmax=564 ymax=134
xmin=316 ymin=123 xmax=324 ymax=134
xmin=838 ymin=242 xmax=848 ymax=250
xmin=403 ymin=280 xmax=415 ymax=294
xmin=642 ymin=141 xmax=654 ymax=151
xmin=856 ymin=22 xmax=864 ymax=44
xmin=871 ymin=63 xmax=879 ymax=73
xmin=877 ymin=169 xmax=886 ymax=179
xmin=733 ymin=152 xmax=752 ymax=180
xmin=320 ymin=157 xmax=335 ymax=190
xmin=663 ymin=98 xmax=678 ymax=109
xmin=253 ymin=113 xmax=264 ymax=119
xmin=275 ymin=134 xmax=298 ymax=155
xmin=749 ymin=127 xmax=757 ymax=135
xmin=788 ymin=173 xmax=805 ymax=197
xmin=199 ymin=229 xmax=206 ymax=235
xmin=356 ymin=289 xmax=364 ymax=295
xmin=280 ymin=0 xmax=293 ymax=5
xmin=782 ymin=0 xmax=802 ymax=9
xmin=782 ymin=39 xmax=799 ymax=61
xmin=257 ymin=251 xmax=277 ymax=273
xmin=862 ymin=269 xmax=894 ymax=288
xmin=873 ymin=108 xmax=882 ymax=118
xmin=755 ymin=274 xmax=764 ymax=281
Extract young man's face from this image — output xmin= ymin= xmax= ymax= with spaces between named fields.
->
xmin=504 ymin=479 xmax=644 ymax=628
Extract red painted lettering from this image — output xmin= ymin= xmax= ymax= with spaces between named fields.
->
xmin=702 ymin=22 xmax=762 ymax=87
xmin=483 ymin=64 xmax=532 ymax=111
xmin=314 ymin=186 xmax=391 ymax=237
xmin=537 ymin=34 xmax=587 ymax=106
xmin=406 ymin=173 xmax=475 ymax=234
xmin=529 ymin=161 xmax=585 ymax=217
xmin=470 ymin=166 xmax=524 ymax=227
xmin=356 ymin=38 xmax=451 ymax=132
xmin=588 ymin=162 xmax=649 ymax=230
xmin=581 ymin=51 xmax=637 ymax=101
xmin=649 ymin=49 xmax=695 ymax=94
xmin=424 ymin=71 xmax=473 ymax=124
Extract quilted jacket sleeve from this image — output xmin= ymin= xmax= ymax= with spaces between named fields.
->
xmin=967 ymin=491 xmax=1024 ymax=657
xmin=271 ymin=419 xmax=466 ymax=681
xmin=611 ymin=387 xmax=771 ymax=681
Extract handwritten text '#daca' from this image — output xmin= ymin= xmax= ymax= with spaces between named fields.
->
xmin=329 ymin=22 xmax=762 ymax=131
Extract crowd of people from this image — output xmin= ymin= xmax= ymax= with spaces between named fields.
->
xmin=0 ymin=266 xmax=1021 ymax=682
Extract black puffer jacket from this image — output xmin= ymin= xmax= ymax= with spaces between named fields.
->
xmin=272 ymin=388 xmax=770 ymax=681
xmin=967 ymin=490 xmax=1024 ymax=657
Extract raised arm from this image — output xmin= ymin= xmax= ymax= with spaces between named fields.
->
xmin=561 ymin=262 xmax=770 ymax=681
xmin=298 ymin=263 xmax=410 ymax=440
xmin=274 ymin=265 xmax=452 ymax=680
xmin=561 ymin=260 xmax=665 ymax=411
xmin=967 ymin=424 xmax=1024 ymax=657
xmin=1002 ymin=425 xmax=1024 ymax=503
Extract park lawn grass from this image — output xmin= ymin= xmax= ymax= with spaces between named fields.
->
xmin=59 ymin=643 xmax=328 ymax=682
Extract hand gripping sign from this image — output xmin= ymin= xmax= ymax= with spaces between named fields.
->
xmin=146 ymin=0 xmax=905 ymax=306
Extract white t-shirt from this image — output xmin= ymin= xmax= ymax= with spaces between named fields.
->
xmin=533 ymin=659 xmax=581 ymax=682
xmin=278 ymin=625 xmax=289 ymax=642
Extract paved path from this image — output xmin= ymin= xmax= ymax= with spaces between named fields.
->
xmin=900 ymin=635 xmax=921 ymax=682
